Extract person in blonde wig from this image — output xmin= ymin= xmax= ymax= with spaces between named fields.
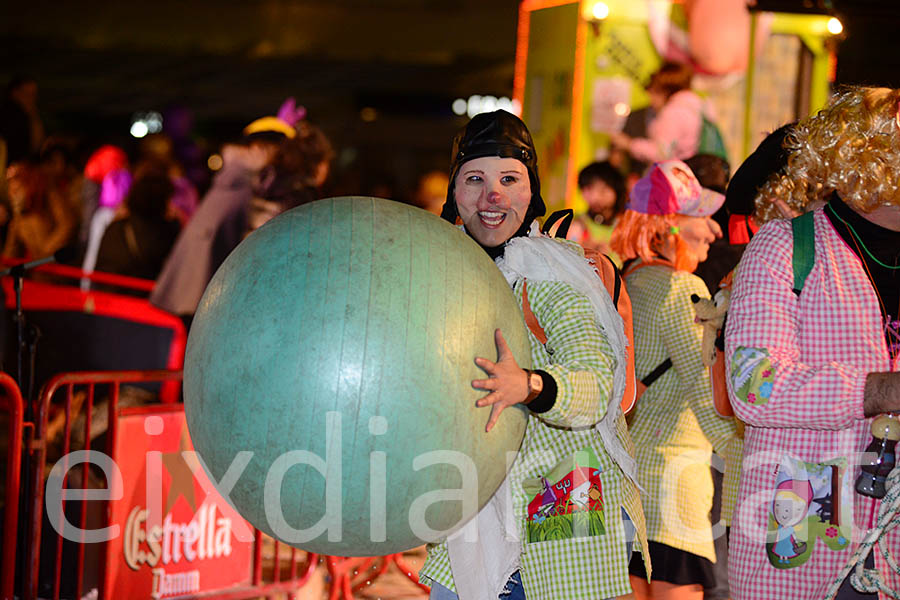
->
xmin=724 ymin=86 xmax=900 ymax=599
xmin=754 ymin=86 xmax=900 ymax=224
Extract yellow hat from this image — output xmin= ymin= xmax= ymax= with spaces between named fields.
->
xmin=243 ymin=116 xmax=296 ymax=139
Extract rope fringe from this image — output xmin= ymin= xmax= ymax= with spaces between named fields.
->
xmin=824 ymin=468 xmax=900 ymax=599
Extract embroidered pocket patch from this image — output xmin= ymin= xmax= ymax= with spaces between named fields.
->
xmin=765 ymin=454 xmax=850 ymax=569
xmin=522 ymin=447 xmax=605 ymax=543
xmin=731 ymin=346 xmax=775 ymax=406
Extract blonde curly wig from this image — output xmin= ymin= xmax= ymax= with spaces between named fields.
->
xmin=755 ymin=86 xmax=900 ymax=224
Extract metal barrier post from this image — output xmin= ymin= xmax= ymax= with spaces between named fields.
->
xmin=0 ymin=374 xmax=24 ymax=600
xmin=14 ymin=368 xmax=433 ymax=600
xmin=19 ymin=369 xmax=327 ymax=600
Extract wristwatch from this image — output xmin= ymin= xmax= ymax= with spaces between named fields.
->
xmin=523 ymin=369 xmax=543 ymax=404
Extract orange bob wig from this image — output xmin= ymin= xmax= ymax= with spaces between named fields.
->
xmin=610 ymin=210 xmax=700 ymax=272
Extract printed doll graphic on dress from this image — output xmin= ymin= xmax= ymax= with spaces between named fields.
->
xmin=766 ymin=454 xmax=851 ymax=569
xmin=522 ymin=447 xmax=605 ymax=543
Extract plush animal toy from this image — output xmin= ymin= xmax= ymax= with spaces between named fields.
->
xmin=691 ymin=288 xmax=730 ymax=367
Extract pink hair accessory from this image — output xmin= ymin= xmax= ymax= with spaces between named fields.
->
xmin=277 ymin=97 xmax=307 ymax=127
xmin=98 ymin=168 xmax=132 ymax=208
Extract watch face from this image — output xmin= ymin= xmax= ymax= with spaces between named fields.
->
xmin=529 ymin=371 xmax=543 ymax=393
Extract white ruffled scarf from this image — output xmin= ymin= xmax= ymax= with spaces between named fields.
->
xmin=446 ymin=224 xmax=638 ymax=599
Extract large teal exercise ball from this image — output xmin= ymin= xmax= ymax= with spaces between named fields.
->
xmin=184 ymin=196 xmax=530 ymax=556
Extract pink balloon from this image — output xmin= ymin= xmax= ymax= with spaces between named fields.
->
xmin=687 ymin=0 xmax=770 ymax=75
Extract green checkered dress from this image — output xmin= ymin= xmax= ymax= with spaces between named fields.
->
xmin=624 ymin=263 xmax=735 ymax=563
xmin=420 ymin=275 xmax=648 ymax=599
xmin=721 ymin=432 xmax=743 ymax=526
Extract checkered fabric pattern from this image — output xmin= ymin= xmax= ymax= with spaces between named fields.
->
xmin=725 ymin=209 xmax=900 ymax=599
xmin=420 ymin=269 xmax=648 ymax=599
xmin=624 ymin=264 xmax=736 ymax=564
xmin=721 ymin=434 xmax=743 ymax=526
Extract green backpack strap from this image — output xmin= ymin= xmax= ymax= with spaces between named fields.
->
xmin=791 ymin=211 xmax=816 ymax=296
xmin=698 ymin=114 xmax=728 ymax=162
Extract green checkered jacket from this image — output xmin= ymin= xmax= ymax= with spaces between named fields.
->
xmin=420 ymin=268 xmax=648 ymax=599
xmin=624 ymin=263 xmax=734 ymax=563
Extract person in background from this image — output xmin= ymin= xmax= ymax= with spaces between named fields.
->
xmin=612 ymin=104 xmax=654 ymax=185
xmin=681 ymin=152 xmax=731 ymax=600
xmin=81 ymin=167 xmax=132 ymax=290
xmin=40 ymin=138 xmax=82 ymax=234
xmin=245 ymin=133 xmax=324 ymax=233
xmin=94 ymin=165 xmax=180 ymax=284
xmin=692 ymin=127 xmax=794 ymax=295
xmin=137 ymin=132 xmax=199 ymax=225
xmin=611 ymin=160 xmax=735 ymax=600
xmin=684 ymin=155 xmax=729 ymax=197
xmin=420 ymin=110 xmax=647 ymax=600
xmin=413 ymin=169 xmax=449 ymax=215
xmin=150 ymin=106 xmax=332 ymax=324
xmin=610 ymin=62 xmax=719 ymax=164
xmin=725 ymin=86 xmax=900 ymax=600
xmin=0 ymin=75 xmax=44 ymax=164
xmin=79 ymin=145 xmax=129 ymax=249
xmin=568 ymin=160 xmax=627 ymax=262
xmin=3 ymin=160 xmax=75 ymax=259
xmin=162 ymin=103 xmax=210 ymax=198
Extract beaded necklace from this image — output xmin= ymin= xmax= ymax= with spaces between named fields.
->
xmin=827 ymin=203 xmax=900 ymax=270
xmin=828 ymin=203 xmax=900 ymax=368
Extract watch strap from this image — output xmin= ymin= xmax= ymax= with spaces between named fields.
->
xmin=523 ymin=369 xmax=541 ymax=404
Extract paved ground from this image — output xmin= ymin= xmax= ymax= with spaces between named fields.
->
xmin=261 ymin=540 xmax=430 ymax=600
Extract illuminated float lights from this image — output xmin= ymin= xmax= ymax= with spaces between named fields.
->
xmin=130 ymin=111 xmax=163 ymax=138
xmin=452 ymin=95 xmax=521 ymax=118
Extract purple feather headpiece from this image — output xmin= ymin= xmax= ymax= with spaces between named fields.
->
xmin=276 ymin=97 xmax=307 ymax=127
xmin=99 ymin=168 xmax=132 ymax=208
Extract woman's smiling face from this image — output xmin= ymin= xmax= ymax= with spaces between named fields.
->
xmin=454 ymin=156 xmax=531 ymax=248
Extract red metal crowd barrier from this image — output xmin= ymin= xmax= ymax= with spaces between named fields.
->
xmin=0 ymin=373 xmax=25 ymax=600
xmin=21 ymin=370 xmax=188 ymax=600
xmin=0 ymin=259 xmax=156 ymax=294
xmin=8 ymin=369 xmax=429 ymax=600
xmin=1 ymin=269 xmax=186 ymax=403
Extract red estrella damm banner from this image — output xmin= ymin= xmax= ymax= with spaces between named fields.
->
xmin=105 ymin=407 xmax=254 ymax=599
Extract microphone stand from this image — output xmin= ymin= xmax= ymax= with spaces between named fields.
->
xmin=7 ymin=261 xmax=46 ymax=421
xmin=10 ymin=265 xmax=31 ymax=600
xmin=13 ymin=265 xmax=24 ymax=397
xmin=3 ymin=253 xmax=59 ymax=410
xmin=5 ymin=257 xmax=54 ymax=598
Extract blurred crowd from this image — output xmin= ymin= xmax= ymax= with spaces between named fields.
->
xmin=0 ymin=75 xmax=448 ymax=314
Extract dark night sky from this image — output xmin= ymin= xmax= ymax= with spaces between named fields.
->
xmin=2 ymin=0 xmax=899 ymax=198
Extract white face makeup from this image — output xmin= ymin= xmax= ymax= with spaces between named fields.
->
xmin=454 ymin=156 xmax=532 ymax=248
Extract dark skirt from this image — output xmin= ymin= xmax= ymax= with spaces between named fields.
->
xmin=629 ymin=540 xmax=717 ymax=588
